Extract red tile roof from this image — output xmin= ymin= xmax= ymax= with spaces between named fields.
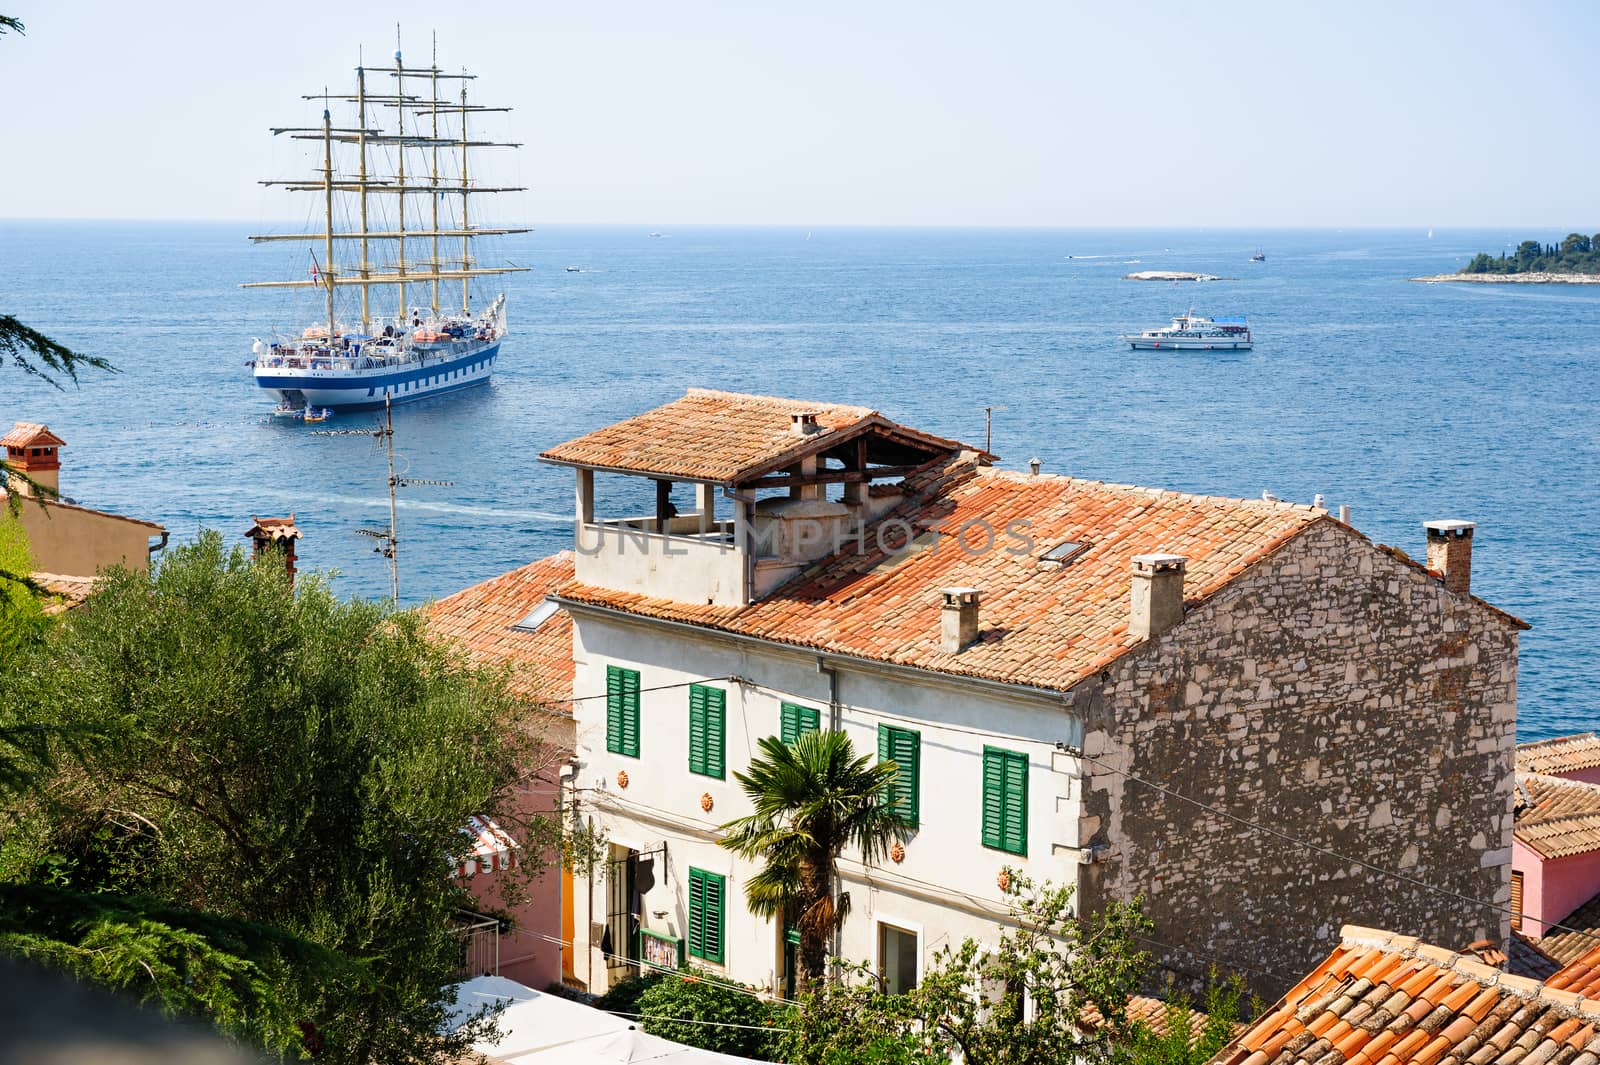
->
xmin=560 ymin=457 xmax=1328 ymax=692
xmin=1516 ymin=773 xmax=1600 ymax=860
xmin=1520 ymin=734 xmax=1600 ymax=778
xmin=538 ymin=387 xmax=976 ymax=485
xmin=0 ymin=422 xmax=66 ymax=449
xmin=1210 ymin=925 xmax=1600 ymax=1065
xmin=30 ymin=571 xmax=96 ymax=614
xmin=423 ymin=553 xmax=575 ymax=711
xmin=1545 ymin=939 xmax=1600 ymax=997
xmin=1538 ymin=893 xmax=1600 ymax=967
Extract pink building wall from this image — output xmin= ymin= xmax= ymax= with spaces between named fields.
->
xmin=1551 ymin=766 xmax=1600 ymax=787
xmin=467 ymin=775 xmax=565 ymax=990
xmin=1514 ymin=837 xmax=1600 ymax=939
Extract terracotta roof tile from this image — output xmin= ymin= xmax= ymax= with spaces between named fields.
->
xmin=538 ymin=387 xmax=976 ymax=484
xmin=422 ymin=553 xmax=574 ymax=711
xmin=560 ymin=457 xmax=1331 ymax=692
xmin=1548 ymin=941 xmax=1600 ymax=998
xmin=1520 ymin=734 xmax=1600 ymax=778
xmin=1208 ymin=926 xmax=1600 ymax=1065
xmin=1516 ymin=773 xmax=1600 ymax=859
xmin=0 ymin=421 xmax=66 ymax=449
xmin=30 ymin=571 xmax=96 ymax=614
xmin=1536 ymin=894 xmax=1600 ymax=967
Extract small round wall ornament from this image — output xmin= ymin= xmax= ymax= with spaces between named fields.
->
xmin=996 ymin=868 xmax=1012 ymax=893
xmin=616 ymin=770 xmax=629 ymax=789
xmin=700 ymin=792 xmax=714 ymax=813
xmin=889 ymin=842 xmax=905 ymax=864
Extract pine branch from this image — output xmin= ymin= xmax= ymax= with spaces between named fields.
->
xmin=0 ymin=315 xmax=115 ymax=388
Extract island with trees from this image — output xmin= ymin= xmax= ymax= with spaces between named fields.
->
xmin=1412 ymin=233 xmax=1600 ymax=283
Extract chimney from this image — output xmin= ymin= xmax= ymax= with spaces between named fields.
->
xmin=790 ymin=411 xmax=822 ymax=437
xmin=1425 ymin=520 xmax=1475 ymax=595
xmin=940 ymin=587 xmax=980 ymax=652
xmin=1028 ymin=457 xmax=1041 ymax=476
xmin=245 ymin=514 xmax=303 ymax=587
xmin=1130 ymin=554 xmax=1187 ymax=641
xmin=1 ymin=421 xmax=66 ymax=498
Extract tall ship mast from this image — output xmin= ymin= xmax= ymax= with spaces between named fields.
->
xmin=244 ymin=32 xmax=528 ymax=412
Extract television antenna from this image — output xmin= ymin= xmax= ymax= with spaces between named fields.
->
xmin=311 ymin=394 xmax=452 ymax=601
xmin=980 ymin=404 xmax=1009 ymax=455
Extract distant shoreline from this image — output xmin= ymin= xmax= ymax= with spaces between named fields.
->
xmin=1410 ymin=272 xmax=1600 ymax=285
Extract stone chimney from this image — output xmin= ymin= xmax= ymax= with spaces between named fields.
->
xmin=245 ymin=514 xmax=303 ymax=587
xmin=1 ymin=422 xmax=66 ymax=498
xmin=790 ymin=411 xmax=822 ymax=436
xmin=1130 ymin=554 xmax=1187 ymax=641
xmin=1425 ymin=520 xmax=1475 ymax=596
xmin=940 ymin=587 xmax=980 ymax=652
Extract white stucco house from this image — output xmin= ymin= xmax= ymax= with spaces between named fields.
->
xmin=537 ymin=388 xmax=1520 ymax=999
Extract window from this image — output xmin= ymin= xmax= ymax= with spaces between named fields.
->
xmin=878 ymin=923 xmax=919 ymax=994
xmin=512 ymin=599 xmax=560 ymax=634
xmin=606 ymin=666 xmax=640 ymax=758
xmin=781 ymin=702 xmax=820 ymax=744
xmin=1040 ymin=540 xmax=1089 ymax=567
xmin=982 ymin=746 xmax=1028 ymax=855
xmin=689 ymin=684 xmax=725 ymax=779
xmin=1511 ymin=870 xmax=1525 ymax=931
xmin=878 ymin=725 xmax=920 ymax=826
xmin=687 ymin=867 xmax=725 ymax=963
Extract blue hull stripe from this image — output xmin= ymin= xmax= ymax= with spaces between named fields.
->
xmin=318 ymin=375 xmax=492 ymax=411
xmin=255 ymin=342 xmax=500 ymax=393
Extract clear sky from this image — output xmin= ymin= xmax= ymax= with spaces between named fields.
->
xmin=2 ymin=1 xmax=1596 ymax=227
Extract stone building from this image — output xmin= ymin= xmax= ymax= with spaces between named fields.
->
xmin=524 ymin=388 xmax=1521 ymax=998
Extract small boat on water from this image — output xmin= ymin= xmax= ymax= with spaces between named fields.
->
xmin=1120 ymin=311 xmax=1253 ymax=351
xmin=273 ymin=403 xmax=335 ymax=422
xmin=1250 ymin=249 xmax=1267 ymax=262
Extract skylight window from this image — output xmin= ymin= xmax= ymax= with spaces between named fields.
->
xmin=512 ymin=599 xmax=561 ymax=634
xmin=1040 ymin=541 xmax=1089 ymax=567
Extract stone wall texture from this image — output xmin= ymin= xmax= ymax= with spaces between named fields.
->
xmin=1073 ymin=520 xmax=1519 ymax=998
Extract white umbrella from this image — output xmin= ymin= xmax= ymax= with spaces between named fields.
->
xmin=448 ymin=976 xmax=633 ymax=1059
xmin=508 ymin=1025 xmax=766 ymax=1065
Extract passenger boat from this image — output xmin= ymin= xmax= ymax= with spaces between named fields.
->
xmin=1119 ymin=312 xmax=1253 ymax=350
xmin=243 ymin=34 xmax=528 ymax=411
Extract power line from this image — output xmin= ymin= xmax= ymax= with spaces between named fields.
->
xmin=606 ymin=1010 xmax=791 ymax=1034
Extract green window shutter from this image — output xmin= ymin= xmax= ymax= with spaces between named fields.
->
xmin=1002 ymin=750 xmax=1028 ymax=855
xmin=607 ymin=666 xmax=640 ymax=757
xmin=687 ymin=868 xmax=705 ymax=959
xmin=689 ymin=685 xmax=707 ymax=776
xmin=688 ymin=868 xmax=726 ymax=964
xmin=689 ymin=685 xmax=725 ymax=779
xmin=878 ymin=725 xmax=920 ymax=826
xmin=781 ymin=702 xmax=819 ymax=744
xmin=982 ymin=746 xmax=1027 ymax=855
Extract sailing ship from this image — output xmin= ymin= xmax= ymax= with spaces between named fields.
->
xmin=244 ymin=35 xmax=528 ymax=411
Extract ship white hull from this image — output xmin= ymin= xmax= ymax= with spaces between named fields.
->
xmin=1124 ymin=337 xmax=1252 ymax=350
xmin=253 ymin=339 xmax=500 ymax=410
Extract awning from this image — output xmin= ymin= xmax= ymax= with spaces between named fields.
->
xmin=457 ymin=815 xmax=520 ymax=878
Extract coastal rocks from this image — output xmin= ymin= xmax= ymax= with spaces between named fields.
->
xmin=1410 ymin=272 xmax=1600 ymax=284
xmin=1122 ymin=270 xmax=1233 ymax=282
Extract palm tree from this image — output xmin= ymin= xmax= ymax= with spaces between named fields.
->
xmin=719 ymin=729 xmax=908 ymax=991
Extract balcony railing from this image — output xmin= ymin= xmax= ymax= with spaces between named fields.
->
xmin=456 ymin=909 xmax=501 ymax=979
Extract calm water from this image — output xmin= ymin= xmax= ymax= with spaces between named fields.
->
xmin=2 ymin=223 xmax=1596 ymax=739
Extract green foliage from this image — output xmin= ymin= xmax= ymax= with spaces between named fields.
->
xmin=0 ymin=531 xmax=555 ymax=1062
xmin=1113 ymin=975 xmax=1249 ymax=1065
xmin=0 ymin=516 xmax=48 ymax=663
xmin=633 ymin=968 xmax=786 ymax=1059
xmin=0 ymin=314 xmax=112 ymax=387
xmin=594 ymin=970 xmax=664 ymax=1014
xmin=1460 ymin=235 xmax=1600 ymax=275
xmin=719 ymin=730 xmax=908 ymax=989
xmin=0 ymin=882 xmax=364 ymax=1056
xmin=779 ymin=874 xmax=1162 ymax=1065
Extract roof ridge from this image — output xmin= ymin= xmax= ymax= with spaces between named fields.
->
xmin=1521 ymin=733 xmax=1600 ymax=751
xmin=1520 ymin=771 xmax=1600 ymax=793
xmin=1337 ymin=924 xmax=1600 ymax=1017
xmin=975 ymin=467 xmax=1326 ymax=514
xmin=683 ymin=386 xmax=877 ymax=416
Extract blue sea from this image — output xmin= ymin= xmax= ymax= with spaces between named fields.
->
xmin=2 ymin=223 xmax=1596 ymax=739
